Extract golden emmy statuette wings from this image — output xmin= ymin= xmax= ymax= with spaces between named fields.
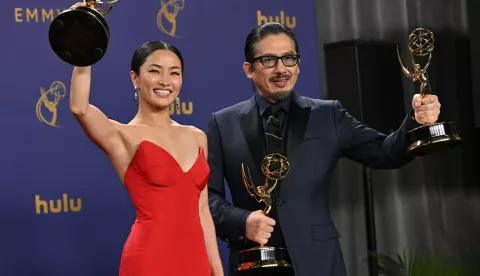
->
xmin=236 ymin=153 xmax=292 ymax=272
xmin=48 ymin=0 xmax=119 ymax=67
xmin=397 ymin=28 xmax=462 ymax=156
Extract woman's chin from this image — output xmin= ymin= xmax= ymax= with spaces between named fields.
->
xmin=143 ymin=100 xmax=173 ymax=111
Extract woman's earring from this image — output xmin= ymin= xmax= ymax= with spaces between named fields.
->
xmin=134 ymin=88 xmax=138 ymax=106
xmin=175 ymin=97 xmax=180 ymax=113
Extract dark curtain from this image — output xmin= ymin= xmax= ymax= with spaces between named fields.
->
xmin=314 ymin=0 xmax=480 ymax=275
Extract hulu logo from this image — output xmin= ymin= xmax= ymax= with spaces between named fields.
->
xmin=35 ymin=194 xmax=82 ymax=214
xmin=169 ymin=97 xmax=193 ymax=115
xmin=257 ymin=10 xmax=296 ymax=28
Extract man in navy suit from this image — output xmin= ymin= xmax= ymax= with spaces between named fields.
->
xmin=206 ymin=22 xmax=441 ymax=276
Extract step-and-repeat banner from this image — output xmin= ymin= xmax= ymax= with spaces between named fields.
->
xmin=1 ymin=1 xmax=320 ymax=275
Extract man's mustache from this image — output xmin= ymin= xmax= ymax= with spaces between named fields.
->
xmin=269 ymin=74 xmax=291 ymax=81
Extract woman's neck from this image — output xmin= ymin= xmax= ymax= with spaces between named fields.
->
xmin=131 ymin=104 xmax=173 ymax=127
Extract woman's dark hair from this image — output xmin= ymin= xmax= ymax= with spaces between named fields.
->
xmin=244 ymin=22 xmax=299 ymax=62
xmin=130 ymin=40 xmax=184 ymax=75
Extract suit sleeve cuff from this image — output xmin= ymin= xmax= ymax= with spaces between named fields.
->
xmin=239 ymin=210 xmax=251 ymax=243
xmin=406 ymin=109 xmax=423 ymax=131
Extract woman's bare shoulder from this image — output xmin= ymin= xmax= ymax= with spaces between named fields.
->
xmin=187 ymin=125 xmax=207 ymax=149
xmin=171 ymin=122 xmax=207 ymax=145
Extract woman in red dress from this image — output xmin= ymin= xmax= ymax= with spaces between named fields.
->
xmin=69 ymin=24 xmax=224 ymax=275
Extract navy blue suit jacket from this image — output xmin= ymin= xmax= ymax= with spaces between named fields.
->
xmin=206 ymin=91 xmax=420 ymax=276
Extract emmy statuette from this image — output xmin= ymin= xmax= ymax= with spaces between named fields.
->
xmin=237 ymin=153 xmax=292 ymax=272
xmin=397 ymin=28 xmax=462 ymax=157
xmin=48 ymin=0 xmax=118 ymax=67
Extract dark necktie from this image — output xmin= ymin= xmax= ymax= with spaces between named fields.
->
xmin=263 ymin=105 xmax=287 ymax=248
xmin=265 ymin=105 xmax=284 ymax=156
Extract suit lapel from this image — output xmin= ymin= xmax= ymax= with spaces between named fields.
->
xmin=239 ymin=96 xmax=265 ymax=183
xmin=279 ymin=92 xmax=311 ymax=199
xmin=239 ymin=92 xmax=311 ymax=200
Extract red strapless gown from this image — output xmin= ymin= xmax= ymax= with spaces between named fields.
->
xmin=119 ymin=140 xmax=211 ymax=276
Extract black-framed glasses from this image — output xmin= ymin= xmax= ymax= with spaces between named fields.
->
xmin=249 ymin=54 xmax=300 ymax=68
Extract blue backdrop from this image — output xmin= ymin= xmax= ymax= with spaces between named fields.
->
xmin=1 ymin=1 xmax=321 ymax=275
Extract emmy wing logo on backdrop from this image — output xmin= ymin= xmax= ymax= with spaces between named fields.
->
xmin=14 ymin=7 xmax=62 ymax=23
xmin=36 ymin=81 xmax=67 ymax=128
xmin=157 ymin=0 xmax=184 ymax=37
xmin=257 ymin=10 xmax=296 ymax=28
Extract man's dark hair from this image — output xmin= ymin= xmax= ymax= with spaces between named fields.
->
xmin=244 ymin=22 xmax=299 ymax=62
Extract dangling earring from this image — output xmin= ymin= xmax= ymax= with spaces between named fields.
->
xmin=175 ymin=97 xmax=180 ymax=113
xmin=134 ymin=87 xmax=138 ymax=106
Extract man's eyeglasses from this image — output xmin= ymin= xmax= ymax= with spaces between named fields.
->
xmin=249 ymin=54 xmax=300 ymax=68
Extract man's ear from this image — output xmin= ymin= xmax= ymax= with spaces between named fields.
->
xmin=298 ymin=58 xmax=300 ymax=75
xmin=243 ymin=62 xmax=253 ymax=79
